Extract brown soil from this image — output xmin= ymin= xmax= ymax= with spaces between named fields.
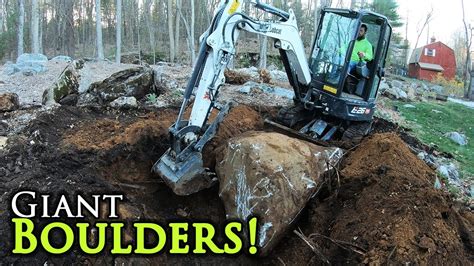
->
xmin=272 ymin=133 xmax=473 ymax=264
xmin=62 ymin=111 xmax=175 ymax=150
xmin=224 ymin=69 xmax=252 ymax=85
xmin=258 ymin=69 xmax=272 ymax=84
xmin=1 ymin=105 xmax=472 ymax=265
xmin=203 ymin=105 xmax=264 ymax=169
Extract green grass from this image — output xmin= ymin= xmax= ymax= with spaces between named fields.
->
xmin=395 ymin=101 xmax=474 ymax=179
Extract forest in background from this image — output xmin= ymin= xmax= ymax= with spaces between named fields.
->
xmin=0 ymin=0 xmax=472 ymax=97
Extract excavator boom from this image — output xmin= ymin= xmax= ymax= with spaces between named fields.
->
xmin=152 ymin=0 xmax=312 ymax=195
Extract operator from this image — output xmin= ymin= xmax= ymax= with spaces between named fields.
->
xmin=349 ymin=23 xmax=373 ymax=73
xmin=329 ymin=24 xmax=373 ymax=84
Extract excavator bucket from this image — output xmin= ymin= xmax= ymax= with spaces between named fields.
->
xmin=152 ymin=149 xmax=215 ymax=196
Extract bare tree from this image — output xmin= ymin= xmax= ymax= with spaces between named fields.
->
xmin=190 ymin=0 xmax=195 ymax=64
xmin=116 ymin=0 xmax=122 ymax=63
xmin=413 ymin=8 xmax=433 ymax=50
xmin=175 ymin=0 xmax=181 ymax=61
xmin=461 ymin=0 xmax=473 ymax=99
xmin=31 ymin=0 xmax=40 ymax=53
xmin=177 ymin=0 xmax=196 ymax=65
xmin=18 ymin=0 xmax=25 ymax=56
xmin=350 ymin=0 xmax=357 ymax=9
xmin=144 ymin=0 xmax=156 ymax=64
xmin=95 ymin=0 xmax=104 ymax=59
xmin=168 ymin=0 xmax=175 ymax=62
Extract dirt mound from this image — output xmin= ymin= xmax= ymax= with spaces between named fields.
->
xmin=282 ymin=133 xmax=473 ymax=264
xmin=63 ymin=111 xmax=175 ymax=150
xmin=203 ymin=105 xmax=264 ymax=169
xmin=224 ymin=69 xmax=252 ymax=85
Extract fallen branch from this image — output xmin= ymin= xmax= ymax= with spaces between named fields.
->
xmin=309 ymin=233 xmax=366 ymax=256
xmin=386 ymin=245 xmax=397 ymax=265
xmin=294 ymin=229 xmax=330 ymax=264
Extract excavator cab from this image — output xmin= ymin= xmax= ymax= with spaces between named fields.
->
xmin=306 ymin=8 xmax=392 ymax=123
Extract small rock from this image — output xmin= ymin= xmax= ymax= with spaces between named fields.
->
xmin=0 ymin=93 xmax=20 ymax=112
xmin=51 ymin=55 xmax=72 ymax=62
xmin=58 ymin=94 xmax=79 ymax=106
xmin=390 ymin=80 xmax=403 ymax=89
xmin=403 ymin=104 xmax=416 ymax=108
xmin=0 ymin=136 xmax=7 ymax=150
xmin=379 ymin=79 xmax=389 ymax=92
xmin=176 ymin=208 xmax=189 ymax=218
xmin=109 ymin=96 xmax=138 ymax=109
xmin=445 ymin=132 xmax=468 ymax=146
xmin=431 ymin=109 xmax=442 ymax=114
xmin=438 ymin=163 xmax=461 ymax=187
xmin=431 ymin=85 xmax=445 ymax=94
xmin=77 ymin=93 xmax=99 ymax=106
xmin=269 ymin=70 xmax=288 ymax=82
xmin=418 ymin=236 xmax=436 ymax=252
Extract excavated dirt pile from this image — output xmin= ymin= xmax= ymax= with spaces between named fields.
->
xmin=272 ymin=132 xmax=473 ymax=264
xmin=1 ymin=104 xmax=472 ymax=264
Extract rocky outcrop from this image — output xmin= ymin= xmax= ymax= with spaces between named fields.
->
xmin=88 ymin=66 xmax=154 ymax=103
xmin=0 ymin=93 xmax=20 ymax=112
xmin=42 ymin=65 xmax=79 ymax=105
xmin=216 ymin=132 xmax=343 ymax=255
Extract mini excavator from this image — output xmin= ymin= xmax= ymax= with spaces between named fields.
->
xmin=153 ymin=0 xmax=392 ymax=195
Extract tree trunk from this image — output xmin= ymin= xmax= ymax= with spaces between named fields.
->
xmin=144 ymin=0 xmax=156 ymax=64
xmin=350 ymin=0 xmax=356 ymax=9
xmin=116 ymin=0 xmax=122 ymax=63
xmin=64 ymin=0 xmax=75 ymax=56
xmin=95 ymin=0 xmax=104 ymax=59
xmin=0 ymin=0 xmax=5 ymax=33
xmin=175 ymin=0 xmax=181 ymax=61
xmin=31 ymin=0 xmax=40 ymax=53
xmin=168 ymin=0 xmax=175 ymax=62
xmin=190 ymin=0 xmax=195 ymax=64
xmin=18 ymin=0 xmax=25 ymax=56
xmin=461 ymin=0 xmax=473 ymax=99
xmin=258 ymin=11 xmax=267 ymax=69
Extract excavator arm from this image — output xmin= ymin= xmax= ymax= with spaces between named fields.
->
xmin=153 ymin=0 xmax=312 ymax=195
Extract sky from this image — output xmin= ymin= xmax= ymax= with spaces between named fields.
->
xmin=391 ymin=0 xmax=473 ymax=49
xmin=299 ymin=0 xmax=474 ymax=50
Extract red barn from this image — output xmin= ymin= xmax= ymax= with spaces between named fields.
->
xmin=408 ymin=38 xmax=456 ymax=81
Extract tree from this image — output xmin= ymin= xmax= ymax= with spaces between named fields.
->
xmin=167 ymin=0 xmax=175 ymax=62
xmin=115 ymin=0 xmax=122 ymax=63
xmin=31 ymin=0 xmax=40 ymax=53
xmin=95 ymin=0 xmax=104 ymax=59
xmin=413 ymin=8 xmax=433 ymax=50
xmin=177 ymin=0 xmax=196 ymax=65
xmin=371 ymin=0 xmax=403 ymax=28
xmin=144 ymin=0 xmax=156 ymax=63
xmin=17 ymin=0 xmax=24 ymax=56
xmin=461 ymin=0 xmax=473 ymax=99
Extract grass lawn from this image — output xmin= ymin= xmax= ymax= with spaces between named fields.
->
xmin=395 ymin=101 xmax=474 ymax=180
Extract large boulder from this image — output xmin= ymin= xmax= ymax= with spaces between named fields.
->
xmin=383 ymin=86 xmax=408 ymax=101
xmin=216 ymin=132 xmax=343 ymax=255
xmin=15 ymin=53 xmax=48 ymax=75
xmin=0 ymin=93 xmax=20 ymax=112
xmin=88 ymin=66 xmax=154 ymax=102
xmin=42 ymin=65 xmax=79 ymax=105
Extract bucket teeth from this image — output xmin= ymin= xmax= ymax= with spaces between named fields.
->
xmin=152 ymin=149 xmax=215 ymax=196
